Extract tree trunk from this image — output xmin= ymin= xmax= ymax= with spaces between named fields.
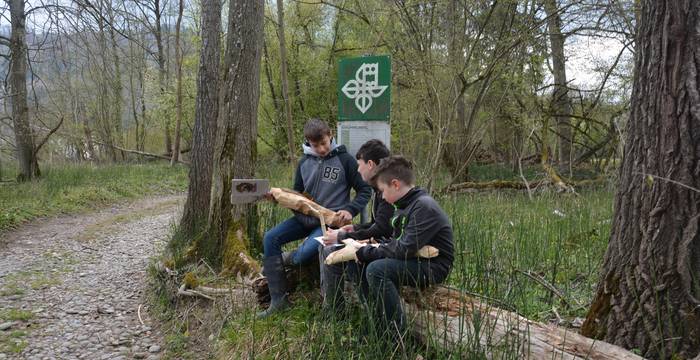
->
xmin=581 ymin=1 xmax=700 ymax=358
xmin=441 ymin=0 xmax=470 ymax=183
xmin=9 ymin=0 xmax=39 ymax=181
xmin=180 ymin=0 xmax=222 ymax=237
xmin=170 ymin=0 xmax=184 ymax=166
xmin=96 ymin=0 xmax=116 ymax=163
xmin=153 ymin=0 xmax=171 ymax=155
xmin=276 ymin=0 xmax=295 ymax=162
xmin=108 ymin=3 xmax=123 ymax=154
xmin=544 ymin=0 xmax=573 ymax=165
xmin=138 ymin=30 xmax=148 ymax=152
xmin=128 ymin=29 xmax=140 ymax=152
xmin=203 ymin=0 xmax=264 ymax=274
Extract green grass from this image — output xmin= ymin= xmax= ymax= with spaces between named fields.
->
xmin=0 ymin=308 xmax=34 ymax=322
xmin=220 ymin=296 xmax=435 ymax=359
xmin=0 ymin=330 xmax=29 ymax=354
xmin=0 ymin=163 xmax=188 ymax=232
xmin=440 ymin=189 xmax=613 ymax=321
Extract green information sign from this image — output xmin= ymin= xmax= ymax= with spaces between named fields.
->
xmin=338 ymin=55 xmax=391 ymax=121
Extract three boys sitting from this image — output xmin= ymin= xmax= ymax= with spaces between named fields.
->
xmin=260 ymin=119 xmax=455 ymax=337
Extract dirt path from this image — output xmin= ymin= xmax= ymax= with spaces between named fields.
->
xmin=0 ymin=195 xmax=184 ymax=360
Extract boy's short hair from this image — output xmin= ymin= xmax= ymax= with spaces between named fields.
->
xmin=304 ymin=118 xmax=332 ymax=143
xmin=356 ymin=139 xmax=390 ymax=165
xmin=371 ymin=155 xmax=415 ymax=186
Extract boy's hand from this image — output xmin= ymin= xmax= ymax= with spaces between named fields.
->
xmin=336 ymin=210 xmax=352 ymax=222
xmin=322 ymin=229 xmax=340 ymax=245
xmin=340 ymin=224 xmax=354 ymax=232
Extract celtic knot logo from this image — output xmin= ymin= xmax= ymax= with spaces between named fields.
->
xmin=341 ymin=63 xmax=388 ymax=114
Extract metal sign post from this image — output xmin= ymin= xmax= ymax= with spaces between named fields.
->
xmin=337 ymin=55 xmax=391 ymax=156
xmin=337 ymin=55 xmax=391 ymax=224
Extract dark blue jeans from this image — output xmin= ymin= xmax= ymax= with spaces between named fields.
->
xmin=263 ymin=217 xmax=324 ymax=266
xmin=365 ymin=258 xmax=440 ymax=334
xmin=320 ymin=246 xmax=368 ymax=311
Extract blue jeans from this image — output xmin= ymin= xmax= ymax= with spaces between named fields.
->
xmin=320 ymin=246 xmax=368 ymax=311
xmin=263 ymin=217 xmax=323 ymax=266
xmin=365 ymin=258 xmax=439 ymax=334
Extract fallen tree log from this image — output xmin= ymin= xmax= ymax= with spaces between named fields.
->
xmin=443 ymin=178 xmax=608 ymax=194
xmin=250 ymin=277 xmax=641 ymax=358
xmin=403 ymin=286 xmax=644 ymax=359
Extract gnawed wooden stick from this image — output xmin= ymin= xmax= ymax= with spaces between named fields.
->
xmin=269 ymin=187 xmax=350 ymax=228
xmin=324 ymin=239 xmax=440 ymax=265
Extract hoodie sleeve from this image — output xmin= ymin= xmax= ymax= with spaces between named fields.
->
xmin=293 ymin=158 xmax=304 ymax=193
xmin=356 ymin=200 xmax=441 ymax=263
xmin=346 ymin=195 xmax=394 ymax=240
xmin=339 ymin=154 xmax=371 ymax=216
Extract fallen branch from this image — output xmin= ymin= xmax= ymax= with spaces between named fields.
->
xmin=443 ymin=178 xmax=608 ymax=194
xmin=178 ymin=284 xmax=215 ymax=301
xmin=514 ymin=269 xmax=576 ymax=309
xmin=107 ymin=144 xmax=190 ymax=165
xmin=443 ymin=180 xmax=547 ymax=193
xmin=137 ymin=304 xmax=145 ymax=326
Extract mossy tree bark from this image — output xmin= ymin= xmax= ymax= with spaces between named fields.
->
xmin=180 ymin=0 xmax=221 ymax=237
xmin=203 ymin=0 xmax=264 ymax=275
xmin=581 ymin=1 xmax=700 ymax=358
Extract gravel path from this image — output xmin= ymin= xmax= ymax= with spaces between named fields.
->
xmin=0 ymin=195 xmax=184 ymax=360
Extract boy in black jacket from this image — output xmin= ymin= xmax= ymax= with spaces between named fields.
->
xmin=320 ymin=140 xmax=392 ymax=312
xmin=322 ymin=139 xmax=393 ymax=245
xmin=258 ymin=119 xmax=371 ymax=318
xmin=355 ymin=156 xmax=453 ymax=335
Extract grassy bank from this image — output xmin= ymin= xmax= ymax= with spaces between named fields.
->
xmin=0 ymin=163 xmax=188 ymax=232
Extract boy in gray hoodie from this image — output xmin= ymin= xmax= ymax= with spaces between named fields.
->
xmin=258 ymin=119 xmax=371 ymax=318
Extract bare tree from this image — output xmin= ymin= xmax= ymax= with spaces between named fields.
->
xmin=276 ymin=0 xmax=295 ymax=162
xmin=180 ymin=0 xmax=221 ymax=236
xmin=8 ymin=0 xmax=40 ymax=180
xmin=581 ymin=0 xmax=700 ymax=357
xmin=169 ymin=0 xmax=183 ymax=165
xmin=543 ymin=0 xmax=573 ymax=165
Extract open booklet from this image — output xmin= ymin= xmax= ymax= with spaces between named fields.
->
xmin=315 ymin=236 xmax=343 ymax=247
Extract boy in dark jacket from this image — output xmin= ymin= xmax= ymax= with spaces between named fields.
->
xmin=320 ymin=140 xmax=393 ymax=312
xmin=328 ymin=156 xmax=454 ymax=334
xmin=258 ymin=119 xmax=371 ymax=318
xmin=322 ymin=139 xmax=393 ymax=245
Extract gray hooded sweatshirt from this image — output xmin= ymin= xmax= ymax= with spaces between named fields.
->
xmin=292 ymin=140 xmax=372 ymax=228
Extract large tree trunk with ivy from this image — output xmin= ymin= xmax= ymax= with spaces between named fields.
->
xmin=9 ymin=0 xmax=39 ymax=181
xmin=580 ymin=1 xmax=700 ymax=358
xmin=203 ymin=0 xmax=264 ymax=274
xmin=180 ymin=0 xmax=222 ymax=236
